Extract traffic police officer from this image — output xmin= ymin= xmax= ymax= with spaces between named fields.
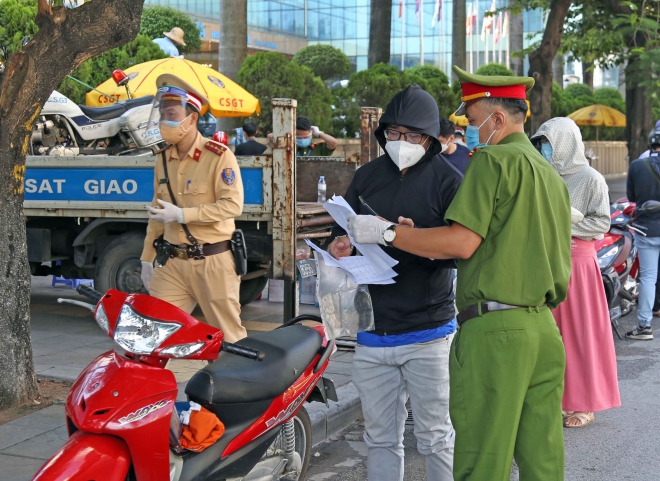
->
xmin=347 ymin=67 xmax=572 ymax=481
xmin=140 ymin=74 xmax=247 ymax=343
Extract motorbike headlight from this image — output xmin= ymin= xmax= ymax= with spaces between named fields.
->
xmin=114 ymin=304 xmax=181 ymax=355
xmin=598 ymin=245 xmax=619 ymax=269
xmin=95 ymin=304 xmax=109 ymax=334
xmin=160 ymin=342 xmax=206 ymax=358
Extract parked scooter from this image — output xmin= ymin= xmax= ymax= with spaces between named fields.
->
xmin=596 ymin=199 xmax=660 ymax=338
xmin=33 ymin=285 xmax=337 ymax=481
xmin=31 ymin=69 xmax=165 ymax=156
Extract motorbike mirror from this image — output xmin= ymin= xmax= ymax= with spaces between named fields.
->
xmin=639 ymin=200 xmax=660 ymax=213
xmin=22 ymin=36 xmax=30 ymax=48
xmin=112 ymin=69 xmax=130 ymax=87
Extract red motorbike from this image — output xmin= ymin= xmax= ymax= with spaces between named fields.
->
xmin=33 ymin=285 xmax=337 ymax=481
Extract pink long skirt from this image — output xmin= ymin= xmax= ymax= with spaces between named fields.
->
xmin=552 ymin=238 xmax=621 ymax=412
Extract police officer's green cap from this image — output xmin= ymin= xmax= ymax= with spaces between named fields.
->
xmin=453 ymin=66 xmax=534 ymax=116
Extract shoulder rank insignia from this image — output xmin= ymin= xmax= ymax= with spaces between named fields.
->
xmin=205 ymin=140 xmax=227 ymax=156
xmin=467 ymin=147 xmax=479 ymax=158
xmin=222 ymin=168 xmax=236 ymax=186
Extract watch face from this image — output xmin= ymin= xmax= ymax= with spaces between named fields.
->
xmin=384 ymin=228 xmax=396 ymax=242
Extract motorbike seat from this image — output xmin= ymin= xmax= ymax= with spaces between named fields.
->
xmin=77 ymin=95 xmax=154 ymax=121
xmin=185 ymin=325 xmax=323 ymax=404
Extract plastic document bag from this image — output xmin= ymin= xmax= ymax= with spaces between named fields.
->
xmin=315 ymin=252 xmax=375 ymax=339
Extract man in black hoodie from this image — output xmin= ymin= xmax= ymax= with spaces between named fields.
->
xmin=626 ymin=128 xmax=660 ymax=340
xmin=327 ymin=85 xmax=462 ymax=481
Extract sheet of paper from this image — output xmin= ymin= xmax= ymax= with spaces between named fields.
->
xmin=323 ymin=196 xmax=398 ymax=269
xmin=304 ymin=239 xmax=396 ymax=285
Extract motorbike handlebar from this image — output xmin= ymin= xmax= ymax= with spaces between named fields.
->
xmin=222 ymin=342 xmax=265 ymax=361
xmin=76 ymin=285 xmax=104 ymax=303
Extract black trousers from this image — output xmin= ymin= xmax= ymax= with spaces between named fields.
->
xmin=654 ymin=256 xmax=660 ymax=312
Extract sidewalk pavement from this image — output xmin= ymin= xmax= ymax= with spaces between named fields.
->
xmin=0 ymin=278 xmax=362 ymax=480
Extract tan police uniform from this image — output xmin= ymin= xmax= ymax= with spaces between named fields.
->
xmin=140 ymin=78 xmax=247 ymax=343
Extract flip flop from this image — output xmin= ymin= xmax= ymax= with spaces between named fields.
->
xmin=564 ymin=412 xmax=594 ymax=428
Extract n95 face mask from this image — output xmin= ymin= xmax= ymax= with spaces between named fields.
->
xmin=385 ymin=141 xmax=427 ymax=170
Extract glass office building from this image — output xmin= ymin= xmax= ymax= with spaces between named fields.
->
xmin=145 ymin=0 xmax=616 ymax=87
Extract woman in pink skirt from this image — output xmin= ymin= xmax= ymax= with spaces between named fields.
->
xmin=532 ymin=117 xmax=621 ymax=428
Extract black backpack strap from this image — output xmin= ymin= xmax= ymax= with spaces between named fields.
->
xmin=161 ymin=151 xmax=199 ymax=245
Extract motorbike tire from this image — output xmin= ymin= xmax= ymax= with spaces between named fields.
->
xmin=240 ymin=275 xmax=268 ymax=306
xmin=290 ymin=407 xmax=313 ymax=481
xmin=94 ymin=232 xmax=147 ymax=295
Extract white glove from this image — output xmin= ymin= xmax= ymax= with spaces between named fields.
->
xmin=311 ymin=125 xmax=323 ymax=136
xmin=347 ymin=215 xmax=392 ymax=246
xmin=141 ymin=261 xmax=153 ymax=292
xmin=147 ymin=199 xmax=184 ymax=224
xmin=571 ymin=207 xmax=584 ymax=224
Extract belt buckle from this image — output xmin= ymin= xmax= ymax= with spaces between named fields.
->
xmin=188 ymin=244 xmax=205 ymax=260
xmin=175 ymin=247 xmax=188 ymax=260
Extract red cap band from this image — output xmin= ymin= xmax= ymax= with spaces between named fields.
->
xmin=460 ymin=82 xmax=527 ymax=102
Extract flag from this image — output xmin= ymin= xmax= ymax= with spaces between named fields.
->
xmin=431 ymin=0 xmax=442 ymax=27
xmin=472 ymin=2 xmax=478 ymax=36
xmin=399 ymin=0 xmax=403 ymax=18
xmin=481 ymin=0 xmax=496 ymax=39
xmin=502 ymin=11 xmax=509 ymax=38
xmin=415 ymin=0 xmax=421 ymax=24
xmin=494 ymin=12 xmax=502 ymax=45
xmin=466 ymin=3 xmax=472 ymax=35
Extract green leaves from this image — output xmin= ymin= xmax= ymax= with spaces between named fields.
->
xmin=0 ymin=0 xmax=38 ymax=56
xmin=139 ymin=6 xmax=202 ymax=54
xmin=292 ymin=45 xmax=351 ymax=81
xmin=475 ymin=63 xmax=515 ymax=76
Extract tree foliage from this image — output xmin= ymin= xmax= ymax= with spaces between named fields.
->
xmin=564 ymin=83 xmax=593 ymax=99
xmin=475 ymin=63 xmax=514 ymax=76
xmin=0 ymin=0 xmax=38 ymax=56
xmin=293 ymin=44 xmax=351 ymax=81
xmin=237 ymin=52 xmax=333 ymax=133
xmin=58 ymin=34 xmax=166 ymax=104
xmin=139 ymin=5 xmax=201 ymax=54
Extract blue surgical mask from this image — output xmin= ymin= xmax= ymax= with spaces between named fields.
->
xmin=541 ymin=142 xmax=553 ymax=162
xmin=296 ymin=137 xmax=312 ymax=148
xmin=466 ymin=113 xmax=496 ymax=151
xmin=161 ymin=119 xmax=184 ymax=128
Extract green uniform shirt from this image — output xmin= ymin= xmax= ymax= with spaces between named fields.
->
xmin=297 ymin=140 xmax=335 ymax=157
xmin=445 ymin=132 xmax=572 ymax=312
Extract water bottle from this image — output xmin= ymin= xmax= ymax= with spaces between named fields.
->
xmin=317 ymin=176 xmax=326 ymax=203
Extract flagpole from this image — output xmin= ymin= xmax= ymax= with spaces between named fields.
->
xmin=402 ymin=1 xmax=406 ymax=70
xmin=505 ymin=13 xmax=509 ymax=68
xmin=420 ymin=0 xmax=425 ymax=65
xmin=467 ymin=3 xmax=472 ymax=73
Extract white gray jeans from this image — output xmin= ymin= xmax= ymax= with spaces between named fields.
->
xmin=352 ymin=334 xmax=455 ymax=481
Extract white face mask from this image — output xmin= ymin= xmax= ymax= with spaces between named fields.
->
xmin=440 ymin=142 xmax=449 ymax=153
xmin=385 ymin=141 xmax=427 ymax=170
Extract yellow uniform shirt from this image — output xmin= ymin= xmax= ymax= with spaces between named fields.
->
xmin=141 ymin=133 xmax=244 ymax=262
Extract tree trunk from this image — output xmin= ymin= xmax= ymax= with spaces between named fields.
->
xmin=368 ymin=0 xmax=393 ymax=68
xmin=553 ymin=54 xmax=564 ymax=88
xmin=625 ymin=55 xmax=653 ymax=161
xmin=527 ymin=0 xmax=572 ymax=133
xmin=452 ymin=0 xmax=467 ymax=82
xmin=217 ymin=0 xmax=248 ymax=132
xmin=509 ymin=8 xmax=524 ymax=76
xmin=0 ymin=0 xmax=145 ymax=410
xmin=582 ymin=60 xmax=594 ymax=89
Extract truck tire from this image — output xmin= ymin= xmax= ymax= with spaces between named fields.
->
xmin=240 ymin=275 xmax=268 ymax=306
xmin=94 ymin=232 xmax=146 ymax=295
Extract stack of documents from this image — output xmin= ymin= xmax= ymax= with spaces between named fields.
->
xmin=303 ymin=195 xmax=398 ymax=285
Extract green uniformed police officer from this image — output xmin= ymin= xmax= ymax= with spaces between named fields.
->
xmin=347 ymin=66 xmax=572 ymax=481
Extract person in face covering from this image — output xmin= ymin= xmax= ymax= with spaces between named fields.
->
xmin=139 ymin=74 xmax=247 ymax=343
xmin=267 ymin=116 xmax=338 ymax=156
xmin=531 ymin=117 xmax=620 ymax=428
xmin=326 ymin=84 xmax=462 ymax=481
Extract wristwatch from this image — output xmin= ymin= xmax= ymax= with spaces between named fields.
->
xmin=383 ymin=224 xmax=397 ymax=246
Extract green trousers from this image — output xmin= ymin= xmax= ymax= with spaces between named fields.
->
xmin=449 ymin=307 xmax=566 ymax=481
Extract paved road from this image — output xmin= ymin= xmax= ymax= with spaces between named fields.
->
xmin=306 ymin=310 xmax=660 ymax=481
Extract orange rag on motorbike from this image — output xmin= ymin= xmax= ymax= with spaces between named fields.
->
xmin=180 ymin=406 xmax=225 ymax=452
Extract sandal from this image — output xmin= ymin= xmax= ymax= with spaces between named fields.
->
xmin=564 ymin=412 xmax=594 ymax=428
xmin=562 ymin=411 xmax=574 ymax=419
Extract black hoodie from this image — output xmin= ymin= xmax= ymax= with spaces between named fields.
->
xmin=627 ymin=151 xmax=660 ymax=237
xmin=330 ymin=84 xmax=463 ymax=336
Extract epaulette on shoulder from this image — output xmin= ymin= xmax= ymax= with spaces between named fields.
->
xmin=205 ymin=140 xmax=227 ymax=156
xmin=467 ymin=147 xmax=479 ymax=158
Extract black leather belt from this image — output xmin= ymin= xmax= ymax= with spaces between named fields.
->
xmin=169 ymin=240 xmax=231 ymax=260
xmin=457 ymin=302 xmax=547 ymax=326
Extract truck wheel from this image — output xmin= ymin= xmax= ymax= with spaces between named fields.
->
xmin=240 ymin=275 xmax=268 ymax=306
xmin=94 ymin=232 xmax=146 ymax=295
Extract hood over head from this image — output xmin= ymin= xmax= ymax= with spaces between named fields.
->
xmin=531 ymin=117 xmax=588 ymax=176
xmin=375 ymin=84 xmax=441 ymax=158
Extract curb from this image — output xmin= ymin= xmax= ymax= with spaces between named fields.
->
xmin=306 ymin=381 xmax=362 ymax=447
